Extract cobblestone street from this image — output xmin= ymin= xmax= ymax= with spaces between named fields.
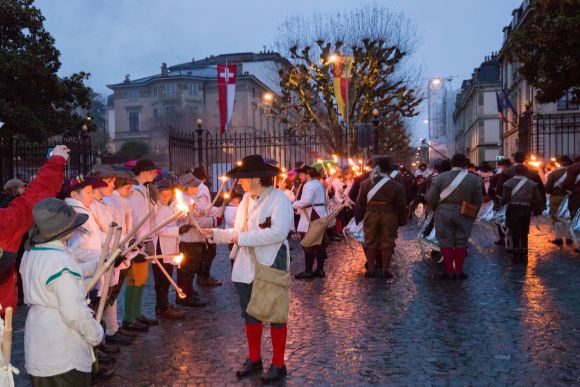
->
xmin=11 ymin=220 xmax=580 ymax=386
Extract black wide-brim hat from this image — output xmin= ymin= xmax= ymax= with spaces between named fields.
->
xmin=227 ymin=155 xmax=281 ymax=178
xmin=296 ymin=165 xmax=320 ymax=178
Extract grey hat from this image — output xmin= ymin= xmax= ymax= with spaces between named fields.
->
xmin=3 ymin=178 xmax=25 ymax=191
xmin=174 ymin=173 xmax=201 ymax=188
xmin=31 ymin=198 xmax=88 ymax=244
xmin=114 ymin=170 xmax=138 ymax=188
xmin=88 ymin=164 xmax=117 ymax=179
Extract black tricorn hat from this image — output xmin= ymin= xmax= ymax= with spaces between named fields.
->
xmin=226 ymin=155 xmax=281 ymax=178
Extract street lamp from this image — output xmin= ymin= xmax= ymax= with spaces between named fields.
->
xmin=371 ymin=108 xmax=380 ymax=153
xmin=195 ymin=118 xmax=204 ymax=167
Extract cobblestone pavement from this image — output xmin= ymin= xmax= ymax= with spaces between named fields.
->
xmin=11 ymin=220 xmax=580 ymax=386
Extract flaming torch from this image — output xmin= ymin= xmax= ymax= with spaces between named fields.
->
xmin=211 ymin=175 xmax=229 ymax=207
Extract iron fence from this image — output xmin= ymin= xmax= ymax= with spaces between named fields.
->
xmin=519 ymin=113 xmax=580 ymax=159
xmin=169 ymin=128 xmax=334 ymax=192
xmin=0 ymin=134 xmax=94 ymax=185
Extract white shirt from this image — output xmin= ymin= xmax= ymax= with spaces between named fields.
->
xmin=153 ymin=202 xmax=180 ymax=263
xmin=64 ymin=198 xmax=103 ymax=280
xmin=179 ymin=190 xmax=216 ymax=243
xmin=212 ymin=188 xmax=293 ymax=284
xmin=130 ymin=184 xmax=154 ymax=242
xmin=293 ymin=179 xmax=328 ymax=233
xmin=106 ymin=191 xmax=133 ymax=236
xmin=20 ymin=240 xmax=103 ymax=377
xmin=224 ymin=204 xmax=238 ymax=229
xmin=89 ymin=197 xmax=114 ymax=233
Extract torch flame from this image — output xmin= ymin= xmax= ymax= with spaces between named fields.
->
xmin=329 ymin=168 xmax=337 ymax=176
xmin=348 ymin=158 xmax=354 ymax=166
xmin=223 ymin=192 xmax=231 ymax=199
xmin=172 ymin=253 xmax=184 ymax=266
xmin=280 ymin=173 xmax=287 ymax=179
xmin=174 ymin=189 xmax=189 ymax=214
xmin=236 ymin=161 xmax=242 ymax=166
xmin=332 ymin=154 xmax=338 ymax=162
xmin=220 ymin=175 xmax=228 ymax=182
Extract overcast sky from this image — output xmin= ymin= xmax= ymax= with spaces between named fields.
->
xmin=36 ymin=0 xmax=521 ymax=139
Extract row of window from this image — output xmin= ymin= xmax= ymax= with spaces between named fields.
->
xmin=130 ymin=83 xmax=199 ymax=101
xmin=128 ymin=105 xmax=181 ymax=132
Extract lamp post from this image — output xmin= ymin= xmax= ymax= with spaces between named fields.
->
xmin=196 ymin=118 xmax=203 ymax=167
xmin=371 ymin=108 xmax=380 ymax=154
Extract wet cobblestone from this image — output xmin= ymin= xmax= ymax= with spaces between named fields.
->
xmin=11 ymin=220 xmax=580 ymax=386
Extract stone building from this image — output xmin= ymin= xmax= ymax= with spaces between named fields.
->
xmin=499 ymin=0 xmax=580 ymax=160
xmin=453 ymin=54 xmax=502 ymax=165
xmin=105 ymin=52 xmax=289 ymax=164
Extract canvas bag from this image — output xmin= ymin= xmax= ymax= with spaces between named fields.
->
xmin=439 ymin=169 xmax=479 ymax=218
xmin=300 ymin=204 xmax=345 ymax=248
xmin=242 ymin=194 xmax=291 ymax=324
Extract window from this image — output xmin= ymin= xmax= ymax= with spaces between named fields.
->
xmin=165 ymin=83 xmax=177 ymax=96
xmin=166 ymin=106 xmax=176 ymax=115
xmin=152 ymin=87 xmax=158 ymax=98
xmin=153 ymin=109 xmax=158 ymax=119
xmin=188 ymin=83 xmax=198 ymax=96
xmin=557 ymin=89 xmax=579 ymax=111
xmin=478 ymin=92 xmax=484 ymax=106
xmin=128 ymin=90 xmax=139 ymax=101
xmin=129 ymin=112 xmax=139 ymax=132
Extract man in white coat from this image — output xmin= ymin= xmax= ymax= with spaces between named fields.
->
xmin=21 ymin=198 xmax=104 ymax=386
xmin=293 ymin=166 xmax=329 ymax=279
xmin=202 ymin=155 xmax=293 ymax=384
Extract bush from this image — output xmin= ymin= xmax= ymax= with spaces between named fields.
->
xmin=117 ymin=141 xmax=150 ymax=159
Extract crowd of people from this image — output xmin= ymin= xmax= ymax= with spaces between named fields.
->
xmin=0 ymin=145 xmax=579 ymax=386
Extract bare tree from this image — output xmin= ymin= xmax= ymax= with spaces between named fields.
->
xmin=274 ymin=4 xmax=422 ymax=157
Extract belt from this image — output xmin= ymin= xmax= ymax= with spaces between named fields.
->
xmin=368 ymin=200 xmax=389 ymax=205
xmin=302 ymin=203 xmax=326 ymax=208
xmin=510 ymin=202 xmax=530 ymax=207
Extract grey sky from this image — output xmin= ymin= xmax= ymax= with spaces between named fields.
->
xmin=36 ymin=0 xmax=521 ymax=139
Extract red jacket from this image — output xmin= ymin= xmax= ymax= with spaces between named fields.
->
xmin=0 ymin=156 xmax=66 ymax=316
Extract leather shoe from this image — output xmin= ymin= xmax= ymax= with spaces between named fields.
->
xmin=137 ymin=315 xmax=159 ymax=326
xmin=106 ymin=331 xmax=134 ymax=345
xmin=122 ymin=321 xmax=149 ymax=332
xmin=294 ymin=271 xmax=315 ymax=280
xmin=156 ymin=306 xmax=185 ymax=319
xmin=494 ymin=239 xmax=505 ymax=246
xmin=439 ymin=273 xmax=453 ymax=281
xmin=381 ymin=271 xmax=394 ymax=279
xmin=260 ymin=364 xmax=287 ymax=384
xmin=550 ymin=239 xmax=564 ymax=245
xmin=363 ymin=271 xmax=375 ymax=278
xmin=197 ymin=276 xmax=223 ymax=287
xmin=236 ymin=358 xmax=263 ymax=379
xmin=96 ymin=349 xmax=116 ymax=364
xmin=313 ymin=270 xmax=325 ymax=278
xmin=91 ymin=364 xmax=115 ymax=385
xmin=118 ymin=328 xmax=137 ymax=338
xmin=455 ymin=272 xmax=468 ymax=280
xmin=177 ymin=297 xmax=208 ymax=307
xmin=97 ymin=342 xmax=120 ymax=354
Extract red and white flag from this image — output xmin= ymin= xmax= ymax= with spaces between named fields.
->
xmin=217 ymin=64 xmax=237 ymax=134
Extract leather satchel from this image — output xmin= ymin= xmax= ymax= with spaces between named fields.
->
xmin=460 ymin=201 xmax=479 ymax=219
xmin=246 ymin=247 xmax=290 ymax=324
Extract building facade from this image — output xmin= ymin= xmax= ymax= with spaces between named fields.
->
xmin=499 ymin=0 xmax=580 ymax=160
xmin=427 ymin=77 xmax=450 ymax=160
xmin=105 ymin=52 xmax=289 ymax=164
xmin=453 ymin=54 xmax=502 ymax=165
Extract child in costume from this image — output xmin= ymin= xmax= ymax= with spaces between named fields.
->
xmin=20 ymin=198 xmax=104 ymax=386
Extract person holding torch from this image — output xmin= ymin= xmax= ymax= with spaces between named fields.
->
xmin=202 ymin=155 xmax=293 ymax=384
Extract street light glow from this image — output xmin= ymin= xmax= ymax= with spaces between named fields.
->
xmin=263 ymin=92 xmax=274 ymax=103
xmin=431 ymin=78 xmax=441 ymax=86
xmin=423 ymin=119 xmax=429 ymax=124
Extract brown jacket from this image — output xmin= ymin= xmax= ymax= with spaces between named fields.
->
xmin=357 ymin=175 xmax=407 ymax=226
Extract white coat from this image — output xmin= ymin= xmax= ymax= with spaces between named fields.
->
xmin=20 ymin=240 xmax=104 ymax=377
xmin=293 ymin=179 xmax=328 ymax=234
xmin=180 ymin=190 xmax=216 ymax=243
xmin=212 ymin=188 xmax=293 ymax=284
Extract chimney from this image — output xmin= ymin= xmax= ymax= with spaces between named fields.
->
xmin=161 ymin=63 xmax=168 ymax=77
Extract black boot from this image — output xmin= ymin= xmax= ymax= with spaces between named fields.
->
xmin=260 ymin=364 xmax=287 ymax=384
xmin=236 ymin=359 xmax=263 ymax=378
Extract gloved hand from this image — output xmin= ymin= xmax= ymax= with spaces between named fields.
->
xmin=132 ymin=253 xmax=147 ymax=263
xmin=114 ymin=254 xmax=127 ymax=268
xmin=51 ymin=145 xmax=70 ymax=161
xmin=179 ymin=224 xmax=193 ymax=234
xmin=128 ymin=239 xmax=143 ymax=251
